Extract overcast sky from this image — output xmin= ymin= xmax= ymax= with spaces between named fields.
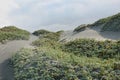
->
xmin=0 ymin=0 xmax=120 ymax=32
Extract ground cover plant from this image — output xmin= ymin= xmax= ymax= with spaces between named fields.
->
xmin=32 ymin=30 xmax=63 ymax=49
xmin=62 ymin=39 xmax=120 ymax=59
xmin=11 ymin=48 xmax=120 ymax=80
xmin=0 ymin=26 xmax=30 ymax=43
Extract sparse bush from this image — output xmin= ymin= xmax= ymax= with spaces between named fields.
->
xmin=11 ymin=48 xmax=120 ymax=80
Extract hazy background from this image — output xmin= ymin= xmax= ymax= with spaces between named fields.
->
xmin=0 ymin=0 xmax=120 ymax=32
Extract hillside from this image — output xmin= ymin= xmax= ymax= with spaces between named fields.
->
xmin=60 ymin=13 xmax=120 ymax=42
xmin=74 ymin=13 xmax=120 ymax=32
xmin=0 ymin=26 xmax=30 ymax=43
xmin=93 ymin=13 xmax=120 ymax=31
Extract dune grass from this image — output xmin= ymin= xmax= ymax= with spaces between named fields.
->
xmin=0 ymin=26 xmax=30 ymax=43
xmin=11 ymin=47 xmax=120 ymax=80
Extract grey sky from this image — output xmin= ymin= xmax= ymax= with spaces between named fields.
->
xmin=0 ymin=0 xmax=120 ymax=32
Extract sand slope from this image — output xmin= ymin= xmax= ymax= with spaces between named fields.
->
xmin=60 ymin=26 xmax=120 ymax=42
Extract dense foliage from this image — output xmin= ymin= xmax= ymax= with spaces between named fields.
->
xmin=62 ymin=39 xmax=120 ymax=59
xmin=32 ymin=29 xmax=52 ymax=36
xmin=0 ymin=26 xmax=30 ymax=43
xmin=11 ymin=48 xmax=120 ymax=80
xmin=32 ymin=30 xmax=63 ymax=49
xmin=32 ymin=38 xmax=61 ymax=49
xmin=33 ymin=29 xmax=63 ymax=41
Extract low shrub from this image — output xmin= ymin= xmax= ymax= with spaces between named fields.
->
xmin=11 ymin=48 xmax=120 ymax=80
xmin=32 ymin=38 xmax=61 ymax=49
xmin=62 ymin=39 xmax=120 ymax=59
xmin=32 ymin=30 xmax=63 ymax=48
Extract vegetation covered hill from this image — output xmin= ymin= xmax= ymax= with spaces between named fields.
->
xmin=74 ymin=13 xmax=120 ymax=32
xmin=11 ymin=29 xmax=120 ymax=80
xmin=32 ymin=29 xmax=63 ymax=41
xmin=0 ymin=26 xmax=30 ymax=43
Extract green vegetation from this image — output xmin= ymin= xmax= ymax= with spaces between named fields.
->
xmin=33 ymin=29 xmax=52 ymax=36
xmin=0 ymin=26 xmax=30 ymax=43
xmin=11 ymin=47 xmax=120 ymax=80
xmin=32 ymin=30 xmax=63 ymax=49
xmin=92 ymin=13 xmax=120 ymax=31
xmin=92 ymin=17 xmax=111 ymax=27
xmin=11 ymin=29 xmax=120 ymax=80
xmin=32 ymin=38 xmax=61 ymax=49
xmin=33 ymin=29 xmax=63 ymax=41
xmin=74 ymin=13 xmax=120 ymax=32
xmin=62 ymin=39 xmax=120 ymax=59
xmin=74 ymin=24 xmax=90 ymax=32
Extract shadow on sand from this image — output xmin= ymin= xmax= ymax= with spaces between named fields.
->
xmin=0 ymin=59 xmax=14 ymax=80
xmin=91 ymin=26 xmax=120 ymax=41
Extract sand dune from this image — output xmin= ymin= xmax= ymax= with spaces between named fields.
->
xmin=60 ymin=26 xmax=120 ymax=42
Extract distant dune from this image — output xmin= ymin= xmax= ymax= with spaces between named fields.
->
xmin=60 ymin=26 xmax=120 ymax=42
xmin=60 ymin=13 xmax=120 ymax=42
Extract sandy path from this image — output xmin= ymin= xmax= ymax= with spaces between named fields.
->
xmin=0 ymin=35 xmax=38 ymax=80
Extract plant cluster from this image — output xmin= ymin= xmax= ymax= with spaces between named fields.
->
xmin=0 ymin=26 xmax=30 ymax=43
xmin=33 ymin=29 xmax=63 ymax=41
xmin=62 ymin=39 xmax=120 ymax=59
xmin=11 ymin=48 xmax=120 ymax=80
xmin=102 ymin=13 xmax=120 ymax=31
xmin=32 ymin=30 xmax=63 ymax=48
xmin=32 ymin=38 xmax=61 ymax=49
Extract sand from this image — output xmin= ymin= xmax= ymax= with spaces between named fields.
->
xmin=60 ymin=26 xmax=120 ymax=42
xmin=0 ymin=35 xmax=38 ymax=80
